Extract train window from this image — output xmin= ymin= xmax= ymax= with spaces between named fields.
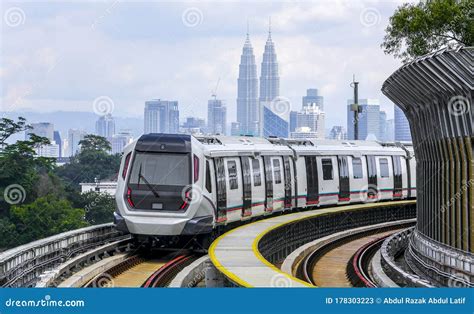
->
xmin=352 ymin=158 xmax=363 ymax=179
xmin=380 ymin=158 xmax=389 ymax=178
xmin=227 ymin=160 xmax=238 ymax=190
xmin=322 ymin=158 xmax=334 ymax=180
xmin=205 ymin=160 xmax=212 ymax=193
xmin=252 ymin=159 xmax=262 ymax=186
xmin=273 ymin=159 xmax=282 ymax=184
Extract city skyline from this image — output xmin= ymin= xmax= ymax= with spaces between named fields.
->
xmin=1 ymin=1 xmax=406 ymax=130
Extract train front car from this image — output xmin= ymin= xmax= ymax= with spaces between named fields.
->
xmin=114 ymin=134 xmax=212 ymax=248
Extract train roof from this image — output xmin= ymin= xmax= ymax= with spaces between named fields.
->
xmin=194 ymin=135 xmax=413 ymax=158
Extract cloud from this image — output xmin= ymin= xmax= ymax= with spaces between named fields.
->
xmin=1 ymin=0 xmax=406 ymax=130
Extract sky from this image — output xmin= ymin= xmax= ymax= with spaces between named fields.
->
xmin=0 ymin=0 xmax=412 ymax=130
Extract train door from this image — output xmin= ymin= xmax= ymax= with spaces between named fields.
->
xmin=305 ymin=156 xmax=319 ymax=206
xmin=337 ymin=156 xmax=350 ymax=202
xmin=224 ymin=157 xmax=243 ymax=223
xmin=214 ymin=157 xmax=227 ymax=223
xmin=366 ymin=155 xmax=378 ymax=201
xmin=283 ymin=156 xmax=293 ymax=209
xmin=376 ymin=156 xmax=393 ymax=201
xmin=250 ymin=157 xmax=266 ymax=217
xmin=348 ymin=156 xmax=368 ymax=203
xmin=240 ymin=157 xmax=252 ymax=218
xmin=392 ymin=156 xmax=403 ymax=199
xmin=408 ymin=157 xmax=417 ymax=198
xmin=296 ymin=158 xmax=308 ymax=208
xmin=272 ymin=157 xmax=285 ymax=212
xmin=205 ymin=159 xmax=217 ymax=218
xmin=263 ymin=156 xmax=274 ymax=213
xmin=317 ymin=156 xmax=339 ymax=205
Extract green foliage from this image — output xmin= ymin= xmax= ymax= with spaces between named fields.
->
xmin=79 ymin=191 xmax=115 ymax=225
xmin=55 ymin=135 xmax=121 ymax=186
xmin=5 ymin=196 xmax=88 ymax=247
xmin=382 ymin=0 xmax=473 ymax=63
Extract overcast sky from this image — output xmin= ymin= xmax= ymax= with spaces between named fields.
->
xmin=1 ymin=0 xmax=412 ymax=129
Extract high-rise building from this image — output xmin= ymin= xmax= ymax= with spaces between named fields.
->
xmin=144 ymin=99 xmax=179 ymax=134
xmin=346 ymin=99 xmax=381 ymax=140
xmin=302 ymin=89 xmax=324 ymax=111
xmin=53 ymin=131 xmax=62 ymax=157
xmin=328 ymin=126 xmax=347 ymax=140
xmin=259 ymin=23 xmax=288 ymax=138
xmin=67 ymin=129 xmax=86 ymax=156
xmin=289 ymin=111 xmax=298 ymax=133
xmin=26 ymin=122 xmax=54 ymax=140
xmin=230 ymin=122 xmax=241 ymax=136
xmin=207 ymin=99 xmax=227 ymax=135
xmin=181 ymin=117 xmax=206 ymax=135
xmin=111 ymin=131 xmax=133 ymax=154
xmin=236 ymin=29 xmax=259 ymax=136
xmin=394 ymin=105 xmax=412 ymax=141
xmin=386 ymin=119 xmax=395 ymax=142
xmin=379 ymin=111 xmax=387 ymax=141
xmin=95 ymin=114 xmax=115 ymax=139
xmin=295 ymin=104 xmax=325 ymax=139
xmin=290 ymin=127 xmax=319 ymax=139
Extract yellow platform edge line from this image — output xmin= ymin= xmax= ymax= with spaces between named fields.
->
xmin=209 ymin=200 xmax=416 ymax=288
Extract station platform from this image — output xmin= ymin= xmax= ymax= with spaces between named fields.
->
xmin=209 ymin=200 xmax=416 ymax=287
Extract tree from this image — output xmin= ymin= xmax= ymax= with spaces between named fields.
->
xmin=6 ymin=195 xmax=88 ymax=247
xmin=80 ymin=191 xmax=115 ymax=225
xmin=55 ymin=135 xmax=121 ymax=187
xmin=382 ymin=0 xmax=473 ymax=63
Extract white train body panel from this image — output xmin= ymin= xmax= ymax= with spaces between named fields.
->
xmin=114 ymin=134 xmax=416 ymax=238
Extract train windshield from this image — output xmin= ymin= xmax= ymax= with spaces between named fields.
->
xmin=129 ymin=152 xmax=191 ymax=186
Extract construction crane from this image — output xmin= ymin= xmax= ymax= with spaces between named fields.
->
xmin=211 ymin=77 xmax=220 ymax=101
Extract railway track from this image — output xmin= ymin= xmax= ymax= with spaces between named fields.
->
xmin=84 ymin=251 xmax=197 ymax=288
xmin=298 ymin=223 xmax=413 ymax=287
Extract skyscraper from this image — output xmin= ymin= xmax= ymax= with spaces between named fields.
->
xmin=236 ymin=29 xmax=259 ymax=136
xmin=260 ymin=22 xmax=288 ymax=138
xmin=111 ymin=130 xmax=133 ymax=154
xmin=67 ymin=129 xmax=86 ymax=156
xmin=346 ymin=99 xmax=381 ymax=140
xmin=379 ymin=110 xmax=387 ymax=141
xmin=295 ymin=104 xmax=325 ymax=139
xmin=394 ymin=105 xmax=412 ymax=141
xmin=53 ymin=131 xmax=62 ymax=157
xmin=302 ymin=89 xmax=324 ymax=111
xmin=207 ymin=99 xmax=227 ymax=135
xmin=95 ymin=114 xmax=115 ymax=139
xmin=328 ymin=126 xmax=347 ymax=140
xmin=144 ymin=99 xmax=179 ymax=134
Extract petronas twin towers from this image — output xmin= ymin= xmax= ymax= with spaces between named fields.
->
xmin=236 ymin=22 xmax=283 ymax=137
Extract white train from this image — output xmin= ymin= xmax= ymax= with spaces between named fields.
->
xmin=114 ymin=134 xmax=416 ymax=246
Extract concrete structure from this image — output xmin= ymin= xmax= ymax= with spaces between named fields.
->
xmin=289 ymin=111 xmax=297 ymax=133
xmin=236 ymin=31 xmax=259 ymax=136
xmin=53 ymin=131 xmax=62 ymax=157
xmin=346 ymin=99 xmax=381 ymax=140
xmin=207 ymin=99 xmax=227 ymax=135
xmin=144 ymin=99 xmax=179 ymax=134
xmin=382 ymin=47 xmax=473 ymax=286
xmin=80 ymin=181 xmax=117 ymax=195
xmin=394 ymin=105 xmax=412 ymax=141
xmin=95 ymin=114 xmax=115 ymax=139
